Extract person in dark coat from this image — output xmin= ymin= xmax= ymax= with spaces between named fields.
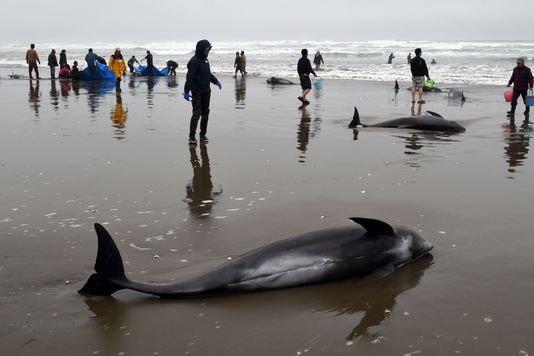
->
xmin=48 ymin=49 xmax=59 ymax=79
xmin=313 ymin=51 xmax=324 ymax=70
xmin=297 ymin=48 xmax=317 ymax=105
xmin=59 ymin=49 xmax=67 ymax=67
xmin=183 ymin=39 xmax=222 ymax=144
xmin=71 ymin=61 xmax=82 ymax=81
xmin=141 ymin=50 xmax=154 ymax=75
xmin=507 ymin=57 xmax=534 ymax=117
xmin=410 ymin=48 xmax=430 ymax=104
xmin=166 ymin=60 xmax=178 ymax=76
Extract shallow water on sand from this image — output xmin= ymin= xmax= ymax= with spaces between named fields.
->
xmin=1 ymin=76 xmax=534 ymax=355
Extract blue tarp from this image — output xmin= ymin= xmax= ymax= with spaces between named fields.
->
xmin=135 ymin=65 xmax=168 ymax=76
xmin=81 ymin=61 xmax=116 ymax=81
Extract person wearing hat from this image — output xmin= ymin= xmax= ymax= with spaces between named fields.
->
xmin=109 ymin=48 xmax=126 ymax=91
xmin=183 ymin=40 xmax=222 ymax=144
xmin=507 ymin=57 xmax=534 ymax=117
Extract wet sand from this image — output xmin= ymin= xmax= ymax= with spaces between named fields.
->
xmin=1 ymin=75 xmax=534 ymax=355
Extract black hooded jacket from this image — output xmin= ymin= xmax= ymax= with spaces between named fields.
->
xmin=184 ymin=40 xmax=219 ymax=94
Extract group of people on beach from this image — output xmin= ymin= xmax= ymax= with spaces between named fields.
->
xmin=233 ymin=51 xmax=247 ymax=78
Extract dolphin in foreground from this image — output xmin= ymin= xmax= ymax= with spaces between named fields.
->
xmin=349 ymin=107 xmax=465 ymax=132
xmin=79 ymin=219 xmax=433 ymax=298
xmin=266 ymin=77 xmax=297 ymax=85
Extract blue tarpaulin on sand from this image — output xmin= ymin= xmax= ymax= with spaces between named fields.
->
xmin=81 ymin=61 xmax=116 ymax=81
xmin=135 ymin=65 xmax=168 ymax=76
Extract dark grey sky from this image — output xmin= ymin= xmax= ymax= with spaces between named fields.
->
xmin=1 ymin=0 xmax=532 ymax=43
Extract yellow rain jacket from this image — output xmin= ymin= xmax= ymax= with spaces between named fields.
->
xmin=108 ymin=54 xmax=126 ymax=79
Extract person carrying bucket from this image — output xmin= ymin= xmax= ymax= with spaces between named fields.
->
xmin=507 ymin=57 xmax=533 ymax=118
xmin=297 ymin=48 xmax=317 ymax=106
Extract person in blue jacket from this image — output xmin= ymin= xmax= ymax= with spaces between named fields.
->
xmin=183 ymin=40 xmax=222 ymax=144
xmin=85 ymin=48 xmax=98 ymax=79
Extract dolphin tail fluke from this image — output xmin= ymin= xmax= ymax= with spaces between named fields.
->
xmin=79 ymin=223 xmax=128 ymax=296
xmin=349 ymin=107 xmax=363 ymax=128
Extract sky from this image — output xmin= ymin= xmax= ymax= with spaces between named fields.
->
xmin=1 ymin=0 xmax=533 ymax=43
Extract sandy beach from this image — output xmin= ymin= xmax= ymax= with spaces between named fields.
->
xmin=1 ymin=74 xmax=534 ymax=355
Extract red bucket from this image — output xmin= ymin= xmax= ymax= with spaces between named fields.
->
xmin=504 ymin=90 xmax=513 ymax=102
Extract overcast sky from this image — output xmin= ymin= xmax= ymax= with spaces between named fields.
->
xmin=1 ymin=0 xmax=532 ymax=43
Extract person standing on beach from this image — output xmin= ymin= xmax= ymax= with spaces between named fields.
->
xmin=26 ymin=44 xmax=40 ymax=79
xmin=71 ymin=61 xmax=82 ymax=81
xmin=239 ymin=51 xmax=247 ymax=76
xmin=59 ymin=49 xmax=67 ymax=67
xmin=410 ymin=48 xmax=430 ymax=104
xmin=507 ymin=57 xmax=533 ymax=117
xmin=297 ymin=48 xmax=317 ymax=105
xmin=167 ymin=60 xmax=178 ymax=76
xmin=183 ymin=39 xmax=222 ymax=144
xmin=127 ymin=55 xmax=139 ymax=73
xmin=85 ymin=48 xmax=98 ymax=79
xmin=109 ymin=48 xmax=126 ymax=91
xmin=141 ymin=50 xmax=154 ymax=75
xmin=313 ymin=51 xmax=324 ymax=70
xmin=233 ymin=52 xmax=241 ymax=78
xmin=407 ymin=53 xmax=412 ymax=64
xmin=48 ymin=49 xmax=59 ymax=79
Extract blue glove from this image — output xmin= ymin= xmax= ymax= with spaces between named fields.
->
xmin=216 ymin=82 xmax=222 ymax=90
xmin=183 ymin=92 xmax=191 ymax=101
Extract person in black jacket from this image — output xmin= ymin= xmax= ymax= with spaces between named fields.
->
xmin=297 ymin=48 xmax=317 ymax=105
xmin=48 ymin=49 xmax=59 ymax=79
xmin=183 ymin=39 xmax=222 ymax=144
xmin=59 ymin=49 xmax=67 ymax=67
xmin=410 ymin=48 xmax=430 ymax=104
xmin=507 ymin=57 xmax=533 ymax=117
xmin=166 ymin=60 xmax=178 ymax=76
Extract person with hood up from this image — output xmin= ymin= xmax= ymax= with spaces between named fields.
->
xmin=59 ymin=49 xmax=67 ymax=67
xmin=48 ymin=49 xmax=59 ymax=79
xmin=183 ymin=40 xmax=222 ymax=144
xmin=507 ymin=57 xmax=534 ymax=117
xmin=109 ymin=48 xmax=127 ymax=91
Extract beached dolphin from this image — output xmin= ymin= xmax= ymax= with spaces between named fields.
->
xmin=348 ymin=107 xmax=465 ymax=132
xmin=266 ymin=77 xmax=296 ymax=85
xmin=79 ymin=218 xmax=433 ymax=298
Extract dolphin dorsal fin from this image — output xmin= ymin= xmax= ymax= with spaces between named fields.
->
xmin=349 ymin=217 xmax=395 ymax=236
xmin=349 ymin=107 xmax=363 ymax=128
xmin=426 ymin=110 xmax=443 ymax=118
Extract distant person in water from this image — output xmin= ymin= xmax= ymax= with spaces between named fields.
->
xmin=183 ymin=40 xmax=222 ymax=144
xmin=85 ymin=48 xmax=98 ymax=79
xmin=109 ymin=48 xmax=126 ymax=91
xmin=507 ymin=57 xmax=533 ymax=117
xmin=431 ymin=59 xmax=437 ymax=64
xmin=388 ymin=52 xmax=395 ymax=64
xmin=313 ymin=51 xmax=324 ymax=70
xmin=233 ymin=52 xmax=241 ymax=78
xmin=410 ymin=48 xmax=430 ymax=104
xmin=127 ymin=55 xmax=139 ymax=73
xmin=59 ymin=49 xmax=67 ymax=67
xmin=71 ymin=61 xmax=82 ymax=81
xmin=48 ymin=49 xmax=59 ymax=79
xmin=26 ymin=43 xmax=40 ymax=79
xmin=297 ymin=48 xmax=317 ymax=105
xmin=407 ymin=53 xmax=412 ymax=64
xmin=166 ymin=60 xmax=178 ymax=75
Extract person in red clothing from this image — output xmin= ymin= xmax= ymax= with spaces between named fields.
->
xmin=507 ymin=57 xmax=533 ymax=117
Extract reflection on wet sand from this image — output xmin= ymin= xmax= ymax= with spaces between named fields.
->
xmin=85 ymin=80 xmax=116 ymax=114
xmin=234 ymin=77 xmax=246 ymax=108
xmin=28 ymin=80 xmax=41 ymax=117
xmin=296 ymin=106 xmax=322 ymax=163
xmin=60 ymin=80 xmax=71 ymax=98
xmin=146 ymin=77 xmax=155 ymax=108
xmin=503 ymin=119 xmax=532 ymax=178
xmin=411 ymin=102 xmax=423 ymax=116
xmin=393 ymin=132 xmax=461 ymax=168
xmin=185 ymin=144 xmax=223 ymax=219
xmin=110 ymin=93 xmax=128 ymax=139
xmin=50 ymin=79 xmax=59 ymax=111
xmin=167 ymin=76 xmax=178 ymax=88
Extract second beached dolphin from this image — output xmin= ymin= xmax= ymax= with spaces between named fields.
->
xmin=349 ymin=107 xmax=465 ymax=132
xmin=79 ymin=218 xmax=433 ymax=298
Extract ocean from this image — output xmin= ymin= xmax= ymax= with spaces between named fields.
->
xmin=1 ymin=40 xmax=533 ymax=85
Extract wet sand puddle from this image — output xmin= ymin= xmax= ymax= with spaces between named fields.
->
xmin=1 ymin=77 xmax=534 ymax=355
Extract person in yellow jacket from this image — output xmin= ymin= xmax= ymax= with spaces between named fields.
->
xmin=109 ymin=48 xmax=126 ymax=91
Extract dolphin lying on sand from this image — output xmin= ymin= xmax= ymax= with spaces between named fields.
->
xmin=266 ymin=77 xmax=296 ymax=85
xmin=79 ymin=219 xmax=433 ymax=298
xmin=349 ymin=107 xmax=465 ymax=132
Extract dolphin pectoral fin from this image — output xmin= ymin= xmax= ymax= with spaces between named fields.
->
xmin=349 ymin=217 xmax=396 ymax=236
xmin=426 ymin=110 xmax=443 ymax=118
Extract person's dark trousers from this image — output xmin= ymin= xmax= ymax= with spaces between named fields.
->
xmin=115 ymin=77 xmax=121 ymax=91
xmin=89 ymin=66 xmax=97 ymax=80
xmin=511 ymin=88 xmax=529 ymax=113
xmin=128 ymin=64 xmax=135 ymax=73
xmin=28 ymin=62 xmax=39 ymax=79
xmin=189 ymin=92 xmax=211 ymax=139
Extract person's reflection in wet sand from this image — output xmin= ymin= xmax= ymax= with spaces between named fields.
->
xmin=234 ymin=77 xmax=246 ymax=108
xmin=110 ymin=92 xmax=128 ymax=139
xmin=503 ymin=119 xmax=532 ymax=178
xmin=147 ymin=76 xmax=155 ymax=108
xmin=167 ymin=76 xmax=178 ymax=88
xmin=87 ymin=81 xmax=101 ymax=114
xmin=71 ymin=80 xmax=81 ymax=97
xmin=60 ymin=80 xmax=71 ymax=98
xmin=185 ymin=144 xmax=223 ymax=219
xmin=28 ymin=80 xmax=41 ymax=117
xmin=411 ymin=102 xmax=422 ymax=116
xmin=403 ymin=134 xmax=424 ymax=154
xmin=50 ymin=79 xmax=59 ymax=111
xmin=297 ymin=106 xmax=311 ymax=163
